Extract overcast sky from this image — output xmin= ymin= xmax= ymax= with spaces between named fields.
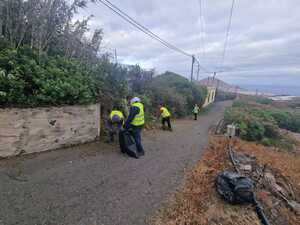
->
xmin=78 ymin=0 xmax=300 ymax=87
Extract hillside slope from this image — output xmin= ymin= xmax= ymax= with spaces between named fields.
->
xmin=198 ymin=77 xmax=240 ymax=92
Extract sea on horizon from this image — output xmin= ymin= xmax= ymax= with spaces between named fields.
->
xmin=239 ymin=84 xmax=300 ymax=97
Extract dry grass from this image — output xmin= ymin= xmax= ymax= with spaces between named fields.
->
xmin=152 ymin=135 xmax=300 ymax=225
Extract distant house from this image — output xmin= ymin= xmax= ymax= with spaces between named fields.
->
xmin=203 ymin=86 xmax=216 ymax=107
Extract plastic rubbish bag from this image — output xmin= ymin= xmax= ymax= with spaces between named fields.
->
xmin=119 ymin=130 xmax=139 ymax=159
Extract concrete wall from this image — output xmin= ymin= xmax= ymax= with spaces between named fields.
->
xmin=0 ymin=104 xmax=100 ymax=157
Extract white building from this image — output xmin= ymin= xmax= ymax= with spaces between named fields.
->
xmin=203 ymin=86 xmax=216 ymax=107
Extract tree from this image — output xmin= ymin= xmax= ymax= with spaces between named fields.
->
xmin=0 ymin=0 xmax=101 ymax=60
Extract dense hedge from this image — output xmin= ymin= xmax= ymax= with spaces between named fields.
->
xmin=146 ymin=72 xmax=207 ymax=117
xmin=0 ymin=43 xmax=207 ymax=120
xmin=0 ymin=44 xmax=97 ymax=107
xmin=0 ymin=43 xmax=132 ymax=108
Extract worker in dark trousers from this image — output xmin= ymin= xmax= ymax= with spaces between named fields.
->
xmin=106 ymin=107 xmax=124 ymax=143
xmin=159 ymin=104 xmax=172 ymax=131
xmin=193 ymin=104 xmax=200 ymax=120
xmin=124 ymin=97 xmax=145 ymax=156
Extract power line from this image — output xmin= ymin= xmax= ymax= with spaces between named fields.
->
xmin=208 ymin=0 xmax=235 ymax=81
xmin=198 ymin=0 xmax=206 ymax=57
xmin=195 ymin=58 xmax=211 ymax=73
xmin=221 ymin=0 xmax=235 ymax=66
xmin=103 ymin=0 xmax=192 ymax=58
xmin=97 ymin=0 xmax=213 ymax=79
xmin=98 ymin=0 xmax=192 ymax=58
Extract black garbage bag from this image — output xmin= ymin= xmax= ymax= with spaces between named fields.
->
xmin=119 ymin=130 xmax=139 ymax=159
xmin=216 ymin=171 xmax=271 ymax=225
xmin=216 ymin=171 xmax=255 ymax=204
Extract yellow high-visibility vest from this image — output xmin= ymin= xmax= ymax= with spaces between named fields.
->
xmin=160 ymin=107 xmax=171 ymax=118
xmin=131 ymin=102 xmax=145 ymax=126
xmin=193 ymin=105 xmax=200 ymax=114
xmin=110 ymin=110 xmax=124 ymax=120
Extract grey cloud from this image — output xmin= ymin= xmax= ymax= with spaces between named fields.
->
xmin=78 ymin=0 xmax=300 ymax=86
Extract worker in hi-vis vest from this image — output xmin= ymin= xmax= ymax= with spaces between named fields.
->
xmin=193 ymin=104 xmax=200 ymax=120
xmin=106 ymin=106 xmax=124 ymax=143
xmin=159 ymin=104 xmax=172 ymax=131
xmin=124 ymin=97 xmax=145 ymax=156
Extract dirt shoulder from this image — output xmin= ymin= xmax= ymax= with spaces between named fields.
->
xmin=153 ymin=135 xmax=300 ymax=225
xmin=0 ymin=101 xmax=232 ymax=225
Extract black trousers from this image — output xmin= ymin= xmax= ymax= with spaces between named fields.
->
xmin=162 ymin=116 xmax=172 ymax=129
xmin=194 ymin=113 xmax=198 ymax=120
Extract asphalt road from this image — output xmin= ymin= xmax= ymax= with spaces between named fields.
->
xmin=0 ymin=101 xmax=232 ymax=225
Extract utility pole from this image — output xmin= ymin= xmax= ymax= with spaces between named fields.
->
xmin=217 ymin=79 xmax=220 ymax=90
xmin=190 ymin=55 xmax=195 ymax=82
xmin=114 ymin=48 xmax=118 ymax=63
xmin=196 ymin=63 xmax=200 ymax=81
xmin=213 ymin=71 xmax=217 ymax=80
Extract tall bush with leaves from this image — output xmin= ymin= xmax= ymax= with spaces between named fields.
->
xmin=224 ymin=100 xmax=299 ymax=150
xmin=145 ymin=71 xmax=207 ymax=117
xmin=0 ymin=44 xmax=96 ymax=107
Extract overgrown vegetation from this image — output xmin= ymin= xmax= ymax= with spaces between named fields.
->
xmin=0 ymin=0 xmax=207 ymax=119
xmin=224 ymin=100 xmax=300 ymax=150
xmin=144 ymin=72 xmax=207 ymax=117
xmin=0 ymin=43 xmax=97 ymax=106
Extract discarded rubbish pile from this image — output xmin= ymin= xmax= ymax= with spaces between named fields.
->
xmin=216 ymin=171 xmax=270 ymax=225
xmin=225 ymin=146 xmax=300 ymax=224
xmin=216 ymin=143 xmax=300 ymax=225
xmin=153 ymin=136 xmax=300 ymax=225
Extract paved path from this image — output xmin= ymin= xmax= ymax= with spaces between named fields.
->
xmin=0 ymin=101 xmax=232 ymax=225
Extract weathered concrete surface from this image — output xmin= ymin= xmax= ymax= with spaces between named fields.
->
xmin=0 ymin=101 xmax=232 ymax=225
xmin=0 ymin=104 xmax=100 ymax=157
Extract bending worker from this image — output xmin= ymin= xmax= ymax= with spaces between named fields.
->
xmin=193 ymin=104 xmax=200 ymax=120
xmin=159 ymin=104 xmax=172 ymax=131
xmin=124 ymin=97 xmax=145 ymax=156
xmin=106 ymin=107 xmax=124 ymax=143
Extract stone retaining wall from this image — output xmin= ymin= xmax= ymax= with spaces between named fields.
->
xmin=0 ymin=104 xmax=101 ymax=157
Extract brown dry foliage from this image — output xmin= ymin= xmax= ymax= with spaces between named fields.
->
xmin=153 ymin=136 xmax=300 ymax=225
xmin=234 ymin=138 xmax=300 ymax=225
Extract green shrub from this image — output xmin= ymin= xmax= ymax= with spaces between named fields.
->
xmin=0 ymin=45 xmax=97 ymax=107
xmin=147 ymin=72 xmax=207 ymax=117
xmin=224 ymin=99 xmax=299 ymax=150
xmin=247 ymin=120 xmax=265 ymax=141
xmin=255 ymin=97 xmax=273 ymax=105
xmin=224 ymin=105 xmax=279 ymax=142
xmin=232 ymin=100 xmax=248 ymax=108
xmin=268 ymin=110 xmax=300 ymax=132
xmin=0 ymin=41 xmax=206 ymax=120
xmin=262 ymin=137 xmax=295 ymax=151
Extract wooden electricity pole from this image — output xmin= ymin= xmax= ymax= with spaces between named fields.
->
xmin=190 ymin=55 xmax=195 ymax=82
xmin=196 ymin=63 xmax=200 ymax=81
xmin=114 ymin=48 xmax=118 ymax=63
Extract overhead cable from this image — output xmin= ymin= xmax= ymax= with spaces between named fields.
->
xmin=221 ymin=0 xmax=235 ymax=66
xmin=98 ymin=0 xmax=192 ymax=58
xmin=198 ymin=0 xmax=206 ymax=57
